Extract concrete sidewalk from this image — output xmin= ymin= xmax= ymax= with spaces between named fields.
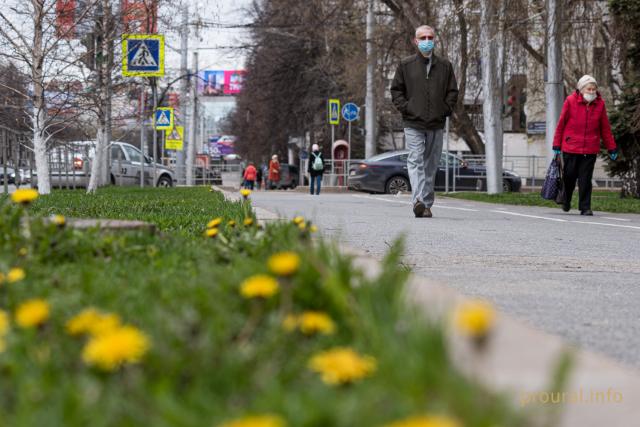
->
xmin=216 ymin=186 xmax=640 ymax=427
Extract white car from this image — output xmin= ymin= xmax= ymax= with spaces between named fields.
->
xmin=33 ymin=141 xmax=175 ymax=188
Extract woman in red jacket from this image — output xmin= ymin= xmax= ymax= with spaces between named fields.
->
xmin=552 ymin=75 xmax=618 ymax=216
xmin=242 ymin=162 xmax=257 ymax=190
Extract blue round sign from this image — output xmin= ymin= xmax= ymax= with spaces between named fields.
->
xmin=342 ymin=103 xmax=359 ymax=122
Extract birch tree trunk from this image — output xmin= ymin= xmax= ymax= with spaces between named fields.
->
xmin=87 ymin=0 xmax=113 ymax=193
xmin=480 ymin=0 xmax=504 ymax=194
xmin=31 ymin=0 xmax=51 ymax=195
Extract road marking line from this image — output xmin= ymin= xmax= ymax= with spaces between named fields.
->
xmin=436 ymin=205 xmax=479 ymax=212
xmin=601 ymin=217 xmax=631 ymax=222
xmin=490 ymin=210 xmax=568 ymax=222
xmin=570 ymin=220 xmax=640 ymax=230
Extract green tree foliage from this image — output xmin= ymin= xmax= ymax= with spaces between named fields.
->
xmin=608 ymin=0 xmax=640 ymax=198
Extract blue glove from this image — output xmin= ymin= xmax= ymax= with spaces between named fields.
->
xmin=609 ymin=150 xmax=618 ymax=161
xmin=553 ymin=148 xmax=561 ymax=155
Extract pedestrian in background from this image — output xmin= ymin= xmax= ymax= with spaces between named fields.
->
xmin=268 ymin=154 xmax=280 ymax=190
xmin=390 ymin=24 xmax=458 ymax=218
xmin=308 ymin=143 xmax=325 ymax=195
xmin=243 ymin=162 xmax=257 ymax=190
xmin=256 ymin=165 xmax=263 ymax=190
xmin=552 ymin=75 xmax=618 ymax=216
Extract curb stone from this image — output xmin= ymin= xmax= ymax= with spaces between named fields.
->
xmin=212 ymin=185 xmax=640 ymax=426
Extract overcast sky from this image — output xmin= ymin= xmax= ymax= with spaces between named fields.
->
xmin=165 ymin=0 xmax=253 ymax=72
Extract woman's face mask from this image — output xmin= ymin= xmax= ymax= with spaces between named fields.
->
xmin=583 ymin=93 xmax=596 ymax=103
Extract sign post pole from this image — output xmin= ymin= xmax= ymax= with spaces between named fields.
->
xmin=328 ymin=99 xmax=340 ymax=185
xmin=140 ymin=82 xmax=145 ymax=188
xmin=151 ymin=77 xmax=158 ymax=186
xmin=341 ymin=102 xmax=359 ymax=181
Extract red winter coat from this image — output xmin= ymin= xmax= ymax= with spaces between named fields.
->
xmin=243 ymin=165 xmax=257 ymax=181
xmin=552 ymin=91 xmax=617 ymax=155
xmin=268 ymin=160 xmax=280 ymax=181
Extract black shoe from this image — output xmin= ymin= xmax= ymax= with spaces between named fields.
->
xmin=413 ymin=201 xmax=426 ymax=218
xmin=562 ymin=201 xmax=570 ymax=212
xmin=424 ymin=207 xmax=433 ymax=218
xmin=580 ymin=209 xmax=593 ymax=216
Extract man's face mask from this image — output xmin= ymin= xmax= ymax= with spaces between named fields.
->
xmin=417 ymin=39 xmax=435 ymax=54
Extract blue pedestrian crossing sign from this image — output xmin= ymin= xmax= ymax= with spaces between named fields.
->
xmin=328 ymin=99 xmax=340 ymax=125
xmin=122 ymin=34 xmax=165 ymax=77
xmin=342 ymin=102 xmax=359 ymax=122
xmin=154 ymin=107 xmax=174 ymax=131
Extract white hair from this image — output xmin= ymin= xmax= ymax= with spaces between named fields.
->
xmin=415 ymin=25 xmax=435 ymax=37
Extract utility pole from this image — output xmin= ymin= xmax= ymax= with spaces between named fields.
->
xmin=364 ymin=0 xmax=376 ymax=159
xmin=186 ymin=49 xmax=198 ymax=185
xmin=546 ymin=0 xmax=563 ymax=163
xmin=480 ymin=0 xmax=504 ymax=194
xmin=177 ymin=5 xmax=189 ymax=185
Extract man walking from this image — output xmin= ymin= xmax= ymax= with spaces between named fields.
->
xmin=390 ymin=25 xmax=458 ymax=217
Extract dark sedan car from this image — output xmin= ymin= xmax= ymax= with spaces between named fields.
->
xmin=348 ymin=150 xmax=522 ymax=194
xmin=0 ymin=167 xmax=16 ymax=185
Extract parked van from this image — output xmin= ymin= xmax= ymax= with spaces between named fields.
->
xmin=33 ymin=141 xmax=175 ymax=188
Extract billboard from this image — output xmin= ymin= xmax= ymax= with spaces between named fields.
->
xmin=208 ymin=135 xmax=236 ymax=158
xmin=121 ymin=0 xmax=158 ymax=34
xmin=55 ymin=0 xmax=76 ymax=39
xmin=199 ymin=70 xmax=245 ymax=96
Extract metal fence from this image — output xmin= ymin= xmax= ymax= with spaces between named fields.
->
xmin=460 ymin=154 xmax=622 ymax=188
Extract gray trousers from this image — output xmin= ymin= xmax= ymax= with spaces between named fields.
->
xmin=405 ymin=127 xmax=444 ymax=207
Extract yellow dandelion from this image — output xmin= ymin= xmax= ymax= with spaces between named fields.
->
xmin=240 ymin=189 xmax=252 ymax=198
xmin=10 ymin=188 xmax=38 ymax=205
xmin=298 ymin=222 xmax=307 ymax=231
xmin=227 ymin=220 xmax=236 ymax=228
xmin=15 ymin=299 xmax=50 ymax=328
xmin=218 ymin=414 xmax=286 ymax=427
xmin=7 ymin=267 xmax=26 ymax=283
xmin=206 ymin=228 xmax=219 ymax=238
xmin=309 ymin=225 xmax=318 ymax=233
xmin=66 ymin=308 xmax=121 ymax=337
xmin=66 ymin=308 xmax=102 ymax=336
xmin=382 ymin=415 xmax=461 ymax=427
xmin=308 ymin=347 xmax=376 ymax=385
xmin=51 ymin=214 xmax=66 ymax=227
xmin=82 ymin=325 xmax=150 ymax=371
xmin=299 ymin=311 xmax=336 ymax=335
xmin=18 ymin=247 xmax=28 ymax=257
xmin=0 ymin=309 xmax=9 ymax=336
xmin=240 ymin=275 xmax=279 ymax=299
xmin=282 ymin=314 xmax=298 ymax=332
xmin=267 ymin=252 xmax=300 ymax=277
xmin=207 ymin=218 xmax=223 ymax=228
xmin=243 ymin=217 xmax=254 ymax=227
xmin=292 ymin=216 xmax=304 ymax=225
xmin=454 ymin=300 xmax=496 ymax=339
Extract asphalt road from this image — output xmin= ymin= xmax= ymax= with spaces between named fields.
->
xmin=250 ymin=189 xmax=640 ymax=368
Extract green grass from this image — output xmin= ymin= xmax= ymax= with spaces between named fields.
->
xmin=0 ymin=188 xmax=541 ymax=427
xmin=443 ymin=190 xmax=640 ymax=213
xmin=24 ymin=186 xmax=252 ymax=237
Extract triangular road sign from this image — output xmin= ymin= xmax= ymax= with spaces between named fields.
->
xmin=157 ymin=111 xmax=170 ymax=125
xmin=130 ymin=41 xmax=158 ymax=67
xmin=167 ymin=128 xmax=181 ymax=141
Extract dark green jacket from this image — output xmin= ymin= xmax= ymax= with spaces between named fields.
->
xmin=390 ymin=53 xmax=459 ymax=130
